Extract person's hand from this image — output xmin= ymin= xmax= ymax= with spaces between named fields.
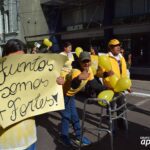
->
xmin=127 ymin=89 xmax=132 ymax=93
xmin=107 ymin=70 xmax=114 ymax=76
xmin=56 ymin=76 xmax=65 ymax=85
xmin=104 ymin=70 xmax=114 ymax=77
xmin=78 ymin=70 xmax=90 ymax=80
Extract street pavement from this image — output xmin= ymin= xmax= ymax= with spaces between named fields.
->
xmin=36 ymin=80 xmax=150 ymax=150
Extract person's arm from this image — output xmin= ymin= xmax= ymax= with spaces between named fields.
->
xmin=87 ymin=79 xmax=108 ymax=94
xmin=96 ymin=66 xmax=114 ymax=78
xmin=71 ymin=70 xmax=90 ymax=89
xmin=71 ymin=76 xmax=81 ymax=89
xmin=127 ymin=54 xmax=132 ymax=67
xmin=103 ymin=70 xmax=114 ymax=78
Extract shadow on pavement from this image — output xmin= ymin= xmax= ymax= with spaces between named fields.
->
xmin=127 ymin=103 xmax=150 ymax=116
xmin=35 ymin=111 xmax=150 ymax=150
xmin=81 ymin=121 xmax=150 ymax=150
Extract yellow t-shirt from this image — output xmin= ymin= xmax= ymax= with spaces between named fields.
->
xmin=60 ymin=52 xmax=74 ymax=79
xmin=0 ymin=118 xmax=36 ymax=150
xmin=64 ymin=68 xmax=94 ymax=96
xmin=90 ymin=55 xmax=98 ymax=75
xmin=97 ymin=53 xmax=127 ymax=88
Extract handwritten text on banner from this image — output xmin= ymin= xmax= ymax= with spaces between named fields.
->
xmin=0 ymin=54 xmax=67 ymax=128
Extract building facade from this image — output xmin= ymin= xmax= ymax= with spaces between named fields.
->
xmin=0 ymin=0 xmax=49 ymax=52
xmin=40 ymin=0 xmax=150 ymax=76
xmin=1 ymin=0 xmax=149 ymax=76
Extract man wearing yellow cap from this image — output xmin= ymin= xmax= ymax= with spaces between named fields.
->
xmin=99 ymin=39 xmax=128 ymax=131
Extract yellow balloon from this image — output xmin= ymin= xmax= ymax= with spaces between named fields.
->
xmin=108 ymin=74 xmax=119 ymax=88
xmin=98 ymin=90 xmax=114 ymax=107
xmin=114 ymin=77 xmax=132 ymax=92
xmin=98 ymin=55 xmax=111 ymax=71
xmin=75 ymin=47 xmax=83 ymax=57
xmin=43 ymin=38 xmax=52 ymax=47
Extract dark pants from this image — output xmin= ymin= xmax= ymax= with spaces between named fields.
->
xmin=60 ymin=96 xmax=81 ymax=138
xmin=25 ymin=143 xmax=36 ymax=150
xmin=110 ymin=93 xmax=125 ymax=115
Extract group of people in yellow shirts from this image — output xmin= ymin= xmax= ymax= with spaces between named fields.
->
xmin=57 ymin=39 xmax=129 ymax=146
xmin=0 ymin=38 xmax=129 ymax=149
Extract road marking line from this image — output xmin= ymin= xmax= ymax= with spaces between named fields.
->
xmin=131 ymin=92 xmax=150 ymax=97
xmin=127 ymin=99 xmax=150 ymax=112
xmin=135 ymin=98 xmax=150 ymax=106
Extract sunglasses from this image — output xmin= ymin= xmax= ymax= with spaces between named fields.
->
xmin=81 ymin=60 xmax=90 ymax=63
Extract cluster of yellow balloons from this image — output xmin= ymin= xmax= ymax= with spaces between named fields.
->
xmin=75 ymin=47 xmax=83 ymax=57
xmin=43 ymin=38 xmax=53 ymax=47
xmin=97 ymin=77 xmax=131 ymax=106
xmin=97 ymin=55 xmax=132 ymax=106
xmin=98 ymin=55 xmax=132 ymax=91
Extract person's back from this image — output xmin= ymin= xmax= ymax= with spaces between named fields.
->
xmin=0 ymin=39 xmax=37 ymax=150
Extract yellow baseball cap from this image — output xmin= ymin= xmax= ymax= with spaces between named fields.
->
xmin=108 ymin=39 xmax=120 ymax=47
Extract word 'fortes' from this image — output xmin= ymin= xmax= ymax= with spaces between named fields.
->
xmin=0 ymin=93 xmax=58 ymax=122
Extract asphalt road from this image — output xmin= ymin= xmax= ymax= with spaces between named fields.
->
xmin=36 ymin=80 xmax=150 ymax=150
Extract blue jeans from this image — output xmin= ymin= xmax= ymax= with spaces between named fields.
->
xmin=25 ymin=143 xmax=36 ymax=150
xmin=61 ymin=96 xmax=81 ymax=137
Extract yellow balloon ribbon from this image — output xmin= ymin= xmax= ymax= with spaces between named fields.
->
xmin=108 ymin=74 xmax=119 ymax=88
xmin=43 ymin=38 xmax=52 ymax=47
xmin=114 ymin=77 xmax=132 ymax=92
xmin=98 ymin=55 xmax=111 ymax=71
xmin=75 ymin=47 xmax=83 ymax=57
xmin=98 ymin=90 xmax=114 ymax=106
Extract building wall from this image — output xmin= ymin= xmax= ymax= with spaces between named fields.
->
xmin=19 ymin=0 xmax=49 ymax=41
xmin=0 ymin=0 xmax=49 ymax=46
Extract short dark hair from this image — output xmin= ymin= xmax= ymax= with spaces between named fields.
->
xmin=63 ymin=42 xmax=72 ymax=48
xmin=3 ymin=39 xmax=27 ymax=56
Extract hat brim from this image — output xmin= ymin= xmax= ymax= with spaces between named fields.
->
xmin=80 ymin=57 xmax=91 ymax=62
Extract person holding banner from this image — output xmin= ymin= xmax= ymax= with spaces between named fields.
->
xmin=39 ymin=38 xmax=52 ymax=53
xmin=99 ymin=39 xmax=129 ymax=131
xmin=58 ymin=51 xmax=107 ymax=146
xmin=1 ymin=39 xmax=37 ymax=150
xmin=30 ymin=42 xmax=41 ymax=54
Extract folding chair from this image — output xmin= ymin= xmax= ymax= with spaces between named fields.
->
xmin=78 ymin=92 xmax=128 ymax=150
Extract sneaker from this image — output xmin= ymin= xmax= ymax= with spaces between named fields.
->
xmin=60 ymin=135 xmax=72 ymax=146
xmin=75 ymin=136 xmax=91 ymax=146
